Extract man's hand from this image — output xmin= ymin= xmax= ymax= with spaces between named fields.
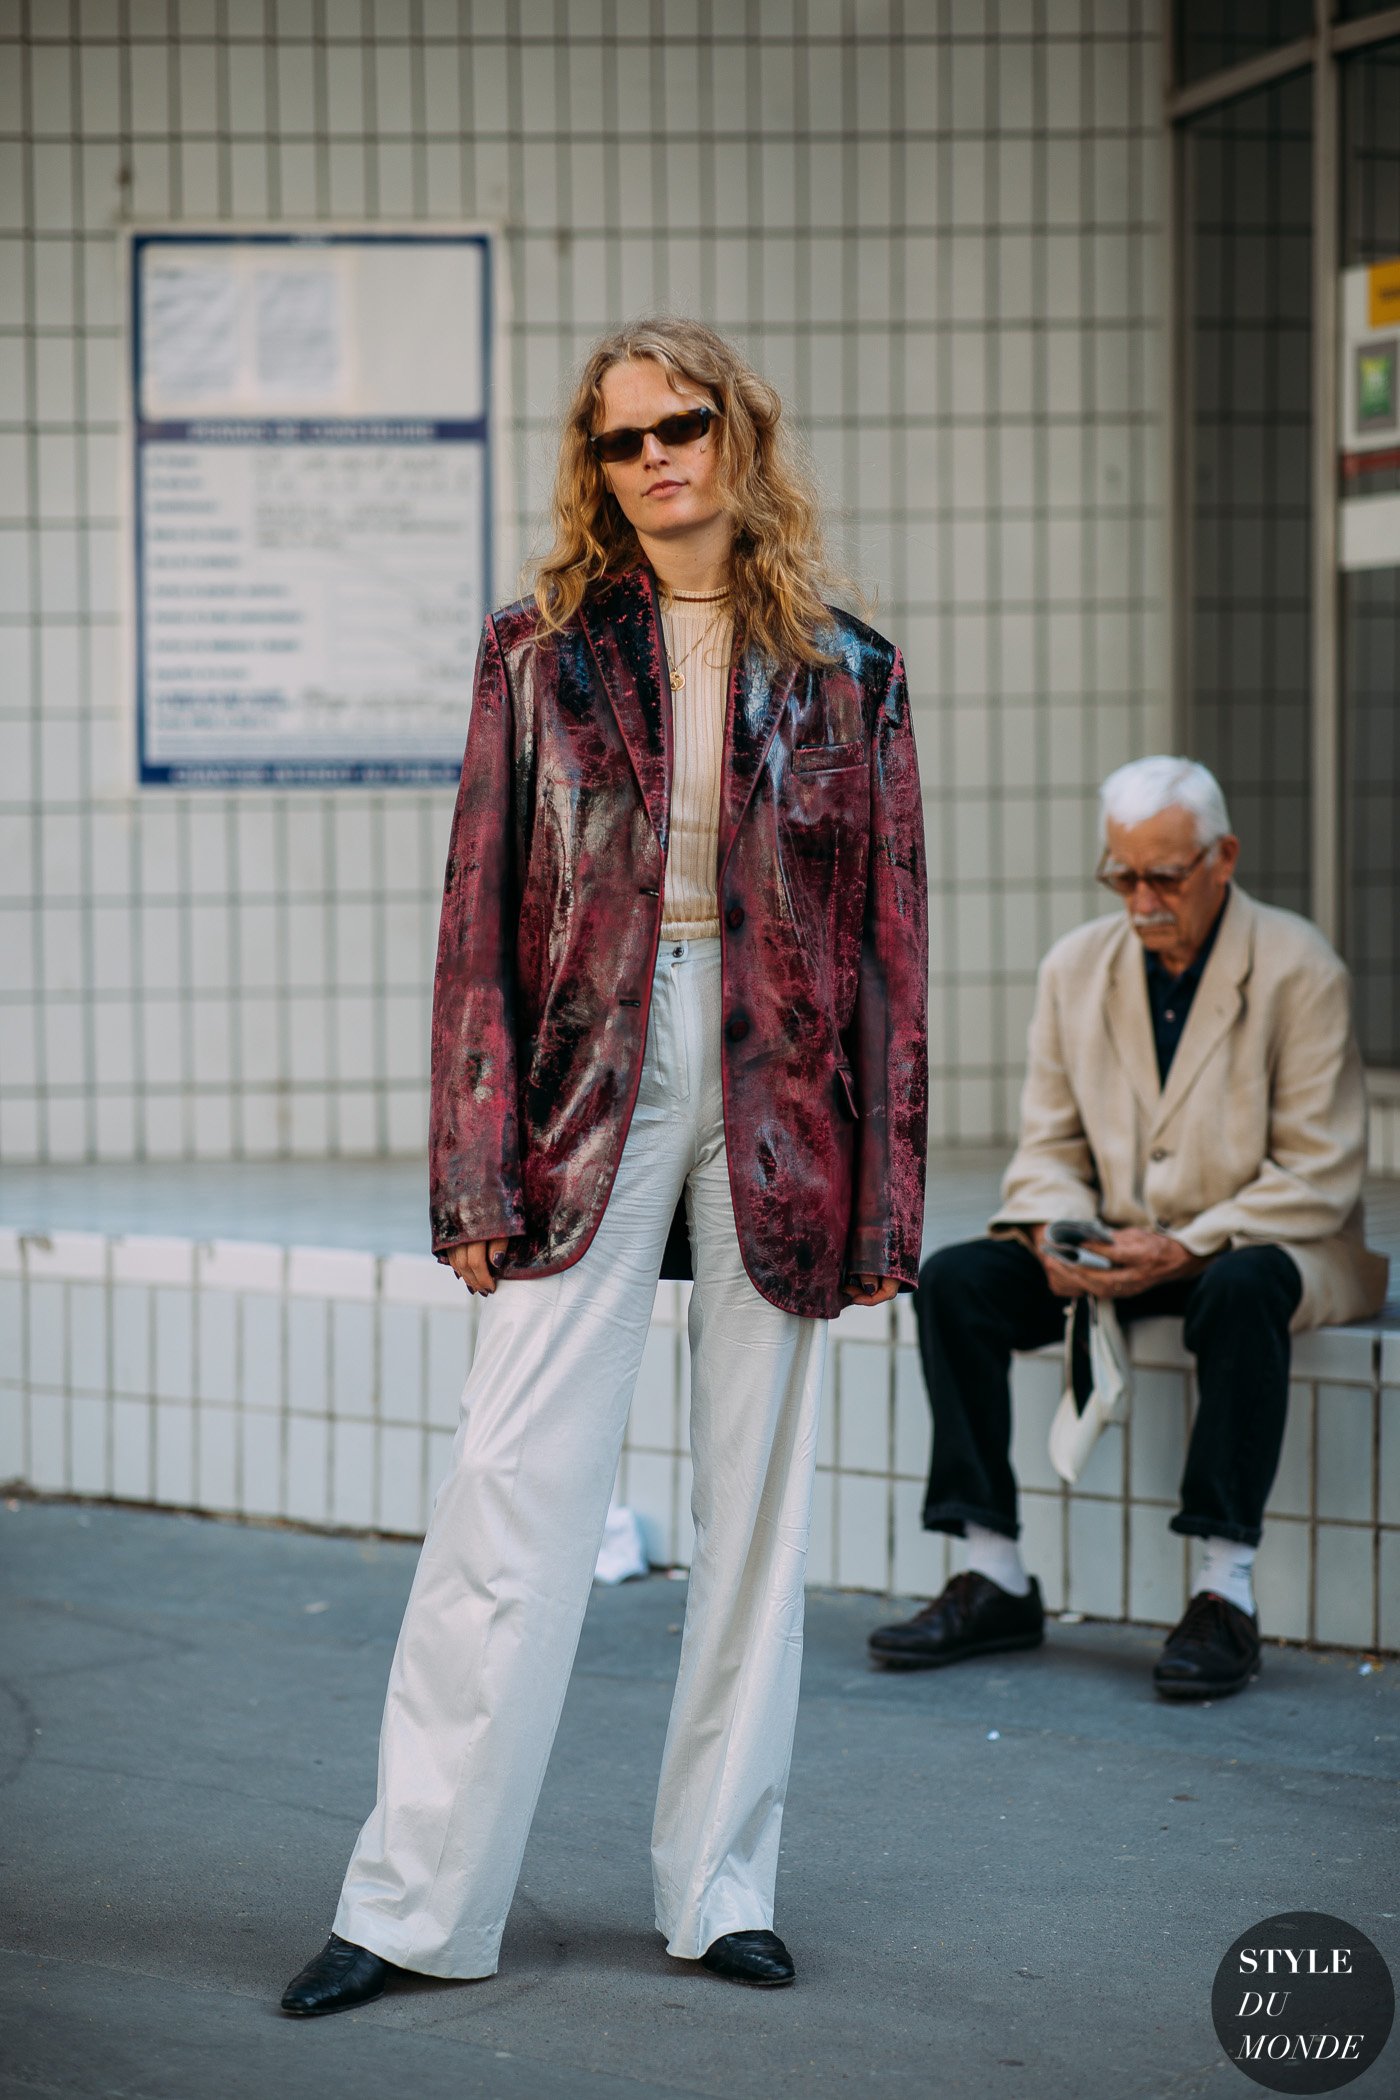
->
xmin=1033 ymin=1223 xmax=1205 ymax=1301
xmin=843 ymin=1274 xmax=900 ymax=1305
xmin=1032 ymin=1224 xmax=1098 ymax=1299
xmin=445 ymin=1238 xmax=510 ymax=1295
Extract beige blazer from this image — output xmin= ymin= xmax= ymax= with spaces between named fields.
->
xmin=990 ymin=885 xmax=1390 ymax=1332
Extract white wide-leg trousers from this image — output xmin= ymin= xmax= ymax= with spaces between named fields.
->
xmin=334 ymin=936 xmax=829 ymax=1978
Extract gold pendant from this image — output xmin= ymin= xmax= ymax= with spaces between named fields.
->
xmin=670 ymin=669 xmax=685 ymax=691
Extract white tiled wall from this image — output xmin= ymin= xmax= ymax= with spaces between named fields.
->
xmin=1370 ymin=1094 xmax=1400 ymax=1176
xmin=0 ymin=0 xmax=1168 ymax=1162
xmin=4 ymin=1224 xmax=1396 ymax=1652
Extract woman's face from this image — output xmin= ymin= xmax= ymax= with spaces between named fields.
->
xmin=594 ymin=358 xmax=729 ymax=549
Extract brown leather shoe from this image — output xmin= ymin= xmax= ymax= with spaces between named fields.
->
xmin=868 ymin=1569 xmax=1045 ymax=1669
xmin=1153 ymin=1590 xmax=1261 ymax=1699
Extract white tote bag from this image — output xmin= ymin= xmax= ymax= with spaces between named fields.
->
xmin=1047 ymin=1298 xmax=1133 ymax=1485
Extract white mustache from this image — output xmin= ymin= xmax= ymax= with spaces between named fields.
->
xmin=1132 ymin=913 xmax=1176 ymax=930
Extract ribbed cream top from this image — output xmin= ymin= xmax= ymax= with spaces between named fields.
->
xmin=660 ymin=596 xmax=733 ymax=940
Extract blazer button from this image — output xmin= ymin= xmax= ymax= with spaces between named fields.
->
xmin=1150 ymin=1148 xmax=1168 ymax=1163
xmin=725 ymin=903 xmax=745 ymax=929
xmin=726 ymin=1013 xmax=749 ymax=1043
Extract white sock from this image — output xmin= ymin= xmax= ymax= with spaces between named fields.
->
xmin=964 ymin=1522 xmax=1031 ymax=1597
xmin=1193 ymin=1537 xmax=1257 ymax=1617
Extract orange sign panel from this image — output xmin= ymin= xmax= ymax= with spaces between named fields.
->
xmin=1369 ymin=258 xmax=1400 ymax=330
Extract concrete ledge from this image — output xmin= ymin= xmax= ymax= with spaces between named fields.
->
xmin=1 ymin=1227 xmax=1396 ymax=1651
xmin=996 ymin=1318 xmax=1398 ymax=1652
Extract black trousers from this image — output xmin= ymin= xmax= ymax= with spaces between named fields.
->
xmin=917 ymin=1237 xmax=1304 ymax=1549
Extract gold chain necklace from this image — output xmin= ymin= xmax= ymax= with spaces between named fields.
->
xmin=662 ymin=605 xmax=730 ymax=692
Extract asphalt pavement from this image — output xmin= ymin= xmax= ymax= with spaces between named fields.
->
xmin=2 ymin=1499 xmax=1396 ymax=2100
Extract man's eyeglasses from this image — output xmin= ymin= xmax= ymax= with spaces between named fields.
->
xmin=1095 ymin=845 xmax=1212 ymax=898
xmin=589 ymin=407 xmax=720 ymax=464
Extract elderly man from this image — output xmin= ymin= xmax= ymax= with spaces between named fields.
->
xmin=871 ymin=756 xmax=1388 ymax=1699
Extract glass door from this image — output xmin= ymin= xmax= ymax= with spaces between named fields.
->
xmin=1339 ymin=37 xmax=1400 ymax=1071
xmin=1181 ymin=73 xmax=1314 ymax=914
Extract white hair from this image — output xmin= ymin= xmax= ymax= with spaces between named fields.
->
xmin=1098 ymin=756 xmax=1232 ymax=848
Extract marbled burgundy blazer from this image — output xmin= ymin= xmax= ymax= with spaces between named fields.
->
xmin=429 ymin=564 xmax=928 ymax=1320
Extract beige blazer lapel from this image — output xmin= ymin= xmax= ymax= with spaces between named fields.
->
xmin=1102 ymin=917 xmax=1161 ymax=1123
xmin=1150 ymin=886 xmax=1253 ymax=1140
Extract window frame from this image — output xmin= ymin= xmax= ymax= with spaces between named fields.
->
xmin=1165 ymin=0 xmax=1400 ymax=1083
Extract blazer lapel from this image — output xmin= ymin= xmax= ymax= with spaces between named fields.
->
xmin=578 ymin=567 xmax=673 ymax=850
xmin=1151 ymin=885 xmax=1253 ymax=1139
xmin=1103 ymin=916 xmax=1162 ymax=1124
xmin=718 ymin=644 xmax=803 ymax=878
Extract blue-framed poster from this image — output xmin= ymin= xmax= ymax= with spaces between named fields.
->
xmin=128 ymin=229 xmax=495 ymax=788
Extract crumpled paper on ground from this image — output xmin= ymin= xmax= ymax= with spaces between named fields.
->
xmin=593 ymin=1501 xmax=650 ymax=1584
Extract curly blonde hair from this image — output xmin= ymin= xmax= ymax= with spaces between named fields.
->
xmin=528 ymin=318 xmax=850 ymax=668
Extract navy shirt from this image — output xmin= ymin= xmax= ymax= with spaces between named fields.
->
xmin=1143 ymin=894 xmax=1228 ymax=1084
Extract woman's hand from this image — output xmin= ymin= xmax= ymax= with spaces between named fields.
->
xmin=445 ymin=1238 xmax=511 ymax=1295
xmin=843 ymin=1273 xmax=899 ymax=1305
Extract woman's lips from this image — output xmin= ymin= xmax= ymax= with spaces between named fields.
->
xmin=647 ymin=479 xmax=685 ymax=497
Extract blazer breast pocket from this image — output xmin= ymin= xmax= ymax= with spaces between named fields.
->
xmin=790 ymin=739 xmax=866 ymax=774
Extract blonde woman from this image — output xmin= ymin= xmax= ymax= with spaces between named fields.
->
xmin=281 ymin=319 xmax=927 ymax=2013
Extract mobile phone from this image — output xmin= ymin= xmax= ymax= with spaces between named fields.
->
xmin=1044 ymin=1218 xmax=1114 ymax=1270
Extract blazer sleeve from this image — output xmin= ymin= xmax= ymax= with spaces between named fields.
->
xmin=429 ymin=616 xmax=529 ymax=1258
xmin=1172 ymin=959 xmax=1369 ymax=1257
xmin=845 ymin=646 xmax=929 ymax=1288
xmin=989 ymin=954 xmax=1102 ymax=1233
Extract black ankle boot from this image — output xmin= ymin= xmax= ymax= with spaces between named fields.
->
xmin=280 ymin=1933 xmax=392 ymax=2016
xmin=699 ymin=1930 xmax=796 ymax=1987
